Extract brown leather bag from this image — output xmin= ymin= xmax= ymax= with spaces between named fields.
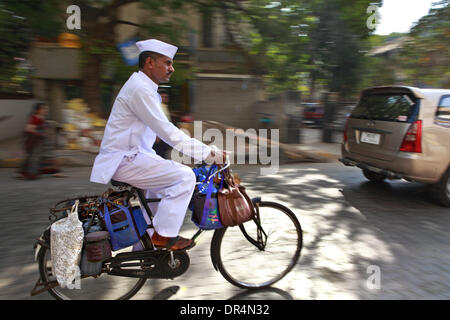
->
xmin=218 ymin=167 xmax=256 ymax=227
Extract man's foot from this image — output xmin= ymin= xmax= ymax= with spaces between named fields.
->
xmin=151 ymin=231 xmax=195 ymax=251
xmin=39 ymin=168 xmax=61 ymax=174
xmin=16 ymin=172 xmax=39 ymax=180
xmin=51 ymin=173 xmax=67 ymax=178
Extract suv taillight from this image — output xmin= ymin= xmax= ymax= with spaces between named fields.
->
xmin=400 ymin=120 xmax=422 ymax=153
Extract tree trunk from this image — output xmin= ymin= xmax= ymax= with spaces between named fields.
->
xmin=82 ymin=52 xmax=103 ymax=115
xmin=78 ymin=1 xmax=119 ymax=117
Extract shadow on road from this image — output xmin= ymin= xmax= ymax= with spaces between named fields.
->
xmin=235 ymin=164 xmax=450 ymax=299
xmin=151 ymin=285 xmax=294 ymax=300
xmin=227 ymin=287 xmax=294 ymax=300
xmin=1 ymin=165 xmax=449 ymax=300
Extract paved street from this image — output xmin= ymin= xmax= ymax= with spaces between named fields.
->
xmin=0 ymin=160 xmax=449 ymax=300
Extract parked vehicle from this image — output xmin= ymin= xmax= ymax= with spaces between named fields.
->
xmin=340 ymin=86 xmax=450 ymax=207
xmin=332 ymin=105 xmax=355 ymax=131
xmin=302 ymin=103 xmax=323 ymax=127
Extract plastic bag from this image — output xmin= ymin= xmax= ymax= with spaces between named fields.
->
xmin=50 ymin=200 xmax=84 ymax=288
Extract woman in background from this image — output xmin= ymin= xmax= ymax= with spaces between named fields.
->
xmin=19 ymin=102 xmax=63 ymax=180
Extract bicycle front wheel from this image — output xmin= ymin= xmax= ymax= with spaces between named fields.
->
xmin=212 ymin=201 xmax=302 ymax=289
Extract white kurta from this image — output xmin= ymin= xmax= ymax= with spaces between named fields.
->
xmin=90 ymin=71 xmax=211 ymax=237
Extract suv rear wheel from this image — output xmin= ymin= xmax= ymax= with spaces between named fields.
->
xmin=362 ymin=169 xmax=387 ymax=183
xmin=431 ymin=168 xmax=450 ymax=207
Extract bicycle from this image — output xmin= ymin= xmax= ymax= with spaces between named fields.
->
xmin=31 ymin=163 xmax=303 ymax=300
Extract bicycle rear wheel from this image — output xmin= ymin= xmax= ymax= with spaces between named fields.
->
xmin=38 ymin=233 xmax=153 ymax=300
xmin=212 ymin=201 xmax=302 ymax=289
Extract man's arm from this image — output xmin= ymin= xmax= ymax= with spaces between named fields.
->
xmin=130 ymin=88 xmax=224 ymax=163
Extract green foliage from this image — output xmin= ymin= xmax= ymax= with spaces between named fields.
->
xmin=12 ymin=0 xmax=442 ymax=105
xmin=213 ymin=0 xmax=312 ymax=95
xmin=303 ymin=0 xmax=381 ymax=99
xmin=401 ymin=1 xmax=450 ymax=87
xmin=0 ymin=0 xmax=63 ymax=92
xmin=362 ymin=1 xmax=450 ymax=90
xmin=206 ymin=0 xmax=382 ymax=99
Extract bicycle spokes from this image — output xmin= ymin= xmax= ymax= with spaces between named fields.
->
xmin=213 ymin=201 xmax=302 ymax=289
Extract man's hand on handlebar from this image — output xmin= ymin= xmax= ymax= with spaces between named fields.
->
xmin=206 ymin=146 xmax=228 ymax=165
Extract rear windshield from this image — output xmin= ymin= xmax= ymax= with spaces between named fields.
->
xmin=351 ymin=93 xmax=419 ymax=123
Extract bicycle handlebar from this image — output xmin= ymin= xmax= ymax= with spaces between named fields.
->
xmin=205 ymin=156 xmax=231 ymax=182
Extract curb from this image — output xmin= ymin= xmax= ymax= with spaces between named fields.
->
xmin=0 ymin=151 xmax=340 ymax=168
xmin=0 ymin=145 xmax=340 ymax=168
xmin=0 ymin=158 xmax=23 ymax=168
xmin=0 ymin=156 xmax=95 ymax=168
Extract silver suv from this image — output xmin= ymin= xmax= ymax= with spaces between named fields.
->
xmin=340 ymin=86 xmax=450 ymax=207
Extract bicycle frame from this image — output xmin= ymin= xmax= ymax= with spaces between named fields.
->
xmin=238 ymin=204 xmax=268 ymax=251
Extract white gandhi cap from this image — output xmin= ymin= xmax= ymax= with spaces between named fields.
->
xmin=135 ymin=39 xmax=178 ymax=59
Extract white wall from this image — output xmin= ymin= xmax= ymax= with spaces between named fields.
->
xmin=0 ymin=100 xmax=40 ymax=141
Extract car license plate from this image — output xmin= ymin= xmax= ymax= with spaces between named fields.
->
xmin=360 ymin=132 xmax=380 ymax=145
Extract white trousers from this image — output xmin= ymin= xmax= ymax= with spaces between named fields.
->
xmin=112 ymin=152 xmax=196 ymax=238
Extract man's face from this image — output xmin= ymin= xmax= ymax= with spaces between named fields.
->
xmin=148 ymin=56 xmax=175 ymax=84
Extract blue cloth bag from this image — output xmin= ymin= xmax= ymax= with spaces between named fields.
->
xmin=100 ymin=199 xmax=148 ymax=251
xmin=190 ymin=165 xmax=224 ymax=230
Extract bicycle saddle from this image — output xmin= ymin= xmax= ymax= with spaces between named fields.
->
xmin=110 ymin=179 xmax=132 ymax=188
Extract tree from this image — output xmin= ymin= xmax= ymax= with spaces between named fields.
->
xmin=215 ymin=0 xmax=312 ymax=94
xmin=213 ymin=0 xmax=382 ymax=99
xmin=400 ymin=0 xmax=450 ymax=87
xmin=0 ymin=0 xmax=62 ymax=93
xmin=0 ymin=0 xmax=190 ymax=111
xmin=3 ymin=0 xmax=385 ymax=111
xmin=361 ymin=1 xmax=449 ymax=89
xmin=306 ymin=0 xmax=382 ymax=100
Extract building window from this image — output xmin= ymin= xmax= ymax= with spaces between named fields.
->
xmin=202 ymin=7 xmax=213 ymax=48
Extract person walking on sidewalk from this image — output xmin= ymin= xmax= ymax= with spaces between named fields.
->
xmin=19 ymin=102 xmax=63 ymax=180
xmin=90 ymin=39 xmax=225 ymax=251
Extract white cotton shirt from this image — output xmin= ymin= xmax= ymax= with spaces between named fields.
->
xmin=90 ymin=71 xmax=211 ymax=184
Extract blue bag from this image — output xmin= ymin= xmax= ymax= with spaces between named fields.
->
xmin=190 ymin=165 xmax=224 ymax=230
xmin=100 ymin=198 xmax=148 ymax=251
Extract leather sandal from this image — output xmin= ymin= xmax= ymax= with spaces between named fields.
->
xmin=16 ymin=172 xmax=39 ymax=180
xmin=39 ymin=168 xmax=61 ymax=174
xmin=151 ymin=231 xmax=195 ymax=251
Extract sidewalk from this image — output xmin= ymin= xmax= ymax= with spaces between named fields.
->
xmin=290 ymin=141 xmax=341 ymax=162
xmin=0 ymin=137 xmax=97 ymax=168
xmin=0 ymin=128 xmax=342 ymax=168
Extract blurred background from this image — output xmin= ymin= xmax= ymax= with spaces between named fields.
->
xmin=0 ymin=0 xmax=449 ymax=301
xmin=0 ymin=0 xmax=448 ymax=150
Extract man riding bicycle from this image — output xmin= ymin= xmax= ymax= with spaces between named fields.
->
xmin=90 ymin=39 xmax=225 ymax=251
